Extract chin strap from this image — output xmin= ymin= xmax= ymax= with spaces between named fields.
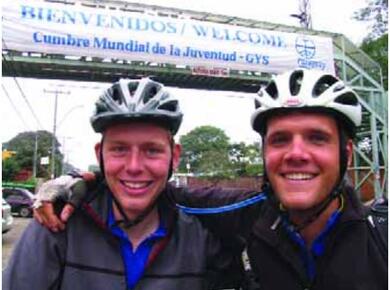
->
xmin=111 ymin=194 xmax=158 ymax=229
xmin=264 ymin=178 xmax=346 ymax=233
xmin=282 ymin=194 xmax=344 ymax=232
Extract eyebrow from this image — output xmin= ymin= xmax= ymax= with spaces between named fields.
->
xmin=106 ymin=139 xmax=168 ymax=147
xmin=268 ymin=125 xmax=333 ymax=134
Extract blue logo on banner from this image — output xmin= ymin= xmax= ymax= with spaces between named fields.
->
xmin=296 ymin=36 xmax=325 ymax=70
xmin=295 ymin=36 xmax=315 ymax=59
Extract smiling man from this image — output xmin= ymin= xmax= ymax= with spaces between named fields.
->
xmin=178 ymin=69 xmax=387 ymax=289
xmin=3 ymin=78 xmax=244 ymax=290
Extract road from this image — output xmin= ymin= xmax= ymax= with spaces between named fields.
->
xmin=2 ymin=217 xmax=31 ymax=269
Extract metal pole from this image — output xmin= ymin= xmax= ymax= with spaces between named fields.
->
xmin=51 ymin=92 xmax=59 ymax=178
xmin=369 ymin=91 xmax=382 ymax=198
xmin=32 ymin=132 xmax=38 ymax=179
xmin=44 ymin=89 xmax=70 ymax=178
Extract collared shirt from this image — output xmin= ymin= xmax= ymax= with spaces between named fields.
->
xmin=107 ymin=200 xmax=167 ymax=290
xmin=282 ymin=205 xmax=343 ymax=282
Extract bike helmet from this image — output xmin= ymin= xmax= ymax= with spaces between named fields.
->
xmin=251 ymin=68 xmax=361 ymax=137
xmin=92 ymin=78 xmax=182 ymax=229
xmin=251 ymin=69 xmax=362 ymax=231
xmin=91 ymin=78 xmax=183 ymax=135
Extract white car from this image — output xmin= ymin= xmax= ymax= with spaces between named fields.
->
xmin=2 ymin=198 xmax=13 ymax=234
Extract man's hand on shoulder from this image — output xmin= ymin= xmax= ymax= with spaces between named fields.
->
xmin=33 ymin=174 xmax=90 ymax=232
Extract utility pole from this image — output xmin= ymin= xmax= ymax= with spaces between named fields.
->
xmin=32 ymin=132 xmax=38 ymax=179
xmin=44 ymin=89 xmax=70 ymax=178
xmin=290 ymin=0 xmax=312 ymax=29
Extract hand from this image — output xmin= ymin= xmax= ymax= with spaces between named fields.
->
xmin=33 ymin=202 xmax=75 ymax=232
xmin=33 ymin=175 xmax=87 ymax=231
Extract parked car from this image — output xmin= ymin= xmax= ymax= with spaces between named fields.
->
xmin=2 ymin=198 xmax=13 ymax=233
xmin=2 ymin=187 xmax=34 ymax=218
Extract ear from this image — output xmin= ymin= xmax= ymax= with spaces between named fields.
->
xmin=171 ymin=143 xmax=182 ymax=171
xmin=346 ymin=139 xmax=353 ymax=166
xmin=94 ymin=142 xmax=102 ymax=165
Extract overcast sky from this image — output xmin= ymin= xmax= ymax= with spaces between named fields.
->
xmin=1 ymin=0 xmax=371 ymax=171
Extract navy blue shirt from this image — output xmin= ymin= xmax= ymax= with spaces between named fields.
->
xmin=108 ymin=202 xmax=167 ymax=289
xmin=282 ymin=199 xmax=344 ymax=281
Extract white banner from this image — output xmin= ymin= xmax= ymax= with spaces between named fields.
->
xmin=2 ymin=0 xmax=335 ymax=74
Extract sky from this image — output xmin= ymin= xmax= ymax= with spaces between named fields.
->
xmin=1 ymin=0 xmax=371 ymax=171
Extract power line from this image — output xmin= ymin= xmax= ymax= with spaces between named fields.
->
xmin=2 ymin=40 xmax=45 ymax=130
xmin=2 ymin=84 xmax=31 ymax=131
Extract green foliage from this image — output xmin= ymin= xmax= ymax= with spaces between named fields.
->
xmin=178 ymin=126 xmax=263 ymax=179
xmin=3 ymin=130 xmax=63 ymax=179
xmin=179 ymin=126 xmax=231 ymax=178
xmin=354 ymin=1 xmax=388 ymax=89
xmin=360 ymin=34 xmax=388 ymax=89
xmin=229 ymin=142 xmax=263 ymax=176
xmin=2 ymin=157 xmax=21 ymax=181
xmin=353 ymin=0 xmax=388 ymax=40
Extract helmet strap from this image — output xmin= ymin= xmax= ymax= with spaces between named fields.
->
xmin=112 ymin=193 xmax=158 ymax=229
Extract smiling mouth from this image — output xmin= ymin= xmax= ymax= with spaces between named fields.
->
xmin=283 ymin=173 xmax=316 ymax=180
xmin=121 ymin=181 xmax=152 ymax=189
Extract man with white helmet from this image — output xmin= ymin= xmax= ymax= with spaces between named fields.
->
xmin=192 ymin=68 xmax=386 ymax=289
xmin=240 ymin=68 xmax=387 ymax=289
xmin=3 ymin=78 xmax=244 ymax=290
xmin=170 ymin=68 xmax=386 ymax=289
xmin=31 ymin=69 xmax=388 ymax=289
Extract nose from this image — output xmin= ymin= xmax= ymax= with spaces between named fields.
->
xmin=125 ymin=150 xmax=144 ymax=174
xmin=283 ymin=136 xmax=310 ymax=164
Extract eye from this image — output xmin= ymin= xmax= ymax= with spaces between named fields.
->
xmin=145 ymin=146 xmax=166 ymax=157
xmin=266 ymin=133 xmax=290 ymax=147
xmin=307 ymin=132 xmax=329 ymax=144
xmin=108 ymin=145 xmax=128 ymax=156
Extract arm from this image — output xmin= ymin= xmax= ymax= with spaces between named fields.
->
xmin=3 ymin=220 xmax=67 ymax=290
xmin=166 ymin=184 xmax=265 ymax=240
xmin=33 ymin=172 xmax=98 ymax=231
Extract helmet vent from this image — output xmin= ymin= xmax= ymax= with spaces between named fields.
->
xmin=127 ymin=82 xmax=138 ymax=96
xmin=289 ymin=70 xmax=303 ymax=96
xmin=313 ymin=75 xmax=338 ymax=97
xmin=143 ymin=86 xmax=158 ymax=104
xmin=334 ymin=92 xmax=358 ymax=106
xmin=265 ymin=81 xmax=278 ymax=99
xmin=112 ymin=88 xmax=123 ymax=105
xmin=254 ymin=99 xmax=261 ymax=109
xmin=159 ymin=100 xmax=178 ymax=112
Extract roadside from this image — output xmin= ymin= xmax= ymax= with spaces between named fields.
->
xmin=2 ymin=217 xmax=31 ymax=269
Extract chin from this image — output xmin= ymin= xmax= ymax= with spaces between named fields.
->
xmin=279 ymin=195 xmax=315 ymax=210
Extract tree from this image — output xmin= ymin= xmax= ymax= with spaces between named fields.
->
xmin=3 ymin=130 xmax=63 ymax=179
xmin=353 ymin=0 xmax=388 ymax=40
xmin=354 ymin=0 xmax=388 ymax=89
xmin=2 ymin=157 xmax=21 ymax=181
xmin=360 ymin=34 xmax=388 ymax=89
xmin=229 ymin=142 xmax=263 ymax=176
xmin=179 ymin=126 xmax=232 ymax=178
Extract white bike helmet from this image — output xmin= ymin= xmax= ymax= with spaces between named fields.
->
xmin=91 ymin=78 xmax=183 ymax=135
xmin=252 ymin=69 xmax=363 ymax=230
xmin=251 ymin=68 xmax=361 ymax=136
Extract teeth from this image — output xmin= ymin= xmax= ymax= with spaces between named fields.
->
xmin=123 ymin=181 xmax=149 ymax=189
xmin=284 ymin=173 xmax=314 ymax=180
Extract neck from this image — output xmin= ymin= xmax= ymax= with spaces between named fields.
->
xmin=289 ymin=197 xmax=340 ymax=247
xmin=114 ymin=205 xmax=160 ymax=251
